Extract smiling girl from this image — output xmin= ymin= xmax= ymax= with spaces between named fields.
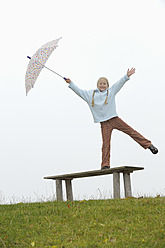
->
xmin=65 ymin=69 xmax=158 ymax=169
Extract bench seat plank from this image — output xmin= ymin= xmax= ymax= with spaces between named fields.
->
xmin=44 ymin=166 xmax=144 ymax=180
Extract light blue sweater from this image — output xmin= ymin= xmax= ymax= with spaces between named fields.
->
xmin=68 ymin=74 xmax=130 ymax=123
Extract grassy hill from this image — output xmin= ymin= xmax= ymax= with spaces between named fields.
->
xmin=0 ymin=197 xmax=165 ymax=247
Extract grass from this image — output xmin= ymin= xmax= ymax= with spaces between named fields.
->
xmin=0 ymin=197 xmax=165 ymax=247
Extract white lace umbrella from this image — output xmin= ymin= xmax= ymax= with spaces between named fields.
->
xmin=25 ymin=37 xmax=66 ymax=95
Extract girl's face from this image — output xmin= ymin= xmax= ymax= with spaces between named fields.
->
xmin=97 ymin=78 xmax=109 ymax=92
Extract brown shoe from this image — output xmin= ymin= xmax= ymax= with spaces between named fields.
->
xmin=101 ymin=166 xmax=110 ymax=170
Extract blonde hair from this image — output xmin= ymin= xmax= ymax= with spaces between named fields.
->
xmin=92 ymin=77 xmax=109 ymax=107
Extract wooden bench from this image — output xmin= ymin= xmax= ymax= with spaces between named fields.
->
xmin=44 ymin=166 xmax=144 ymax=201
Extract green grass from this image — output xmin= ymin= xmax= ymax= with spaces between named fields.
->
xmin=0 ymin=197 xmax=165 ymax=247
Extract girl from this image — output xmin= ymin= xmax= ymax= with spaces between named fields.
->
xmin=65 ymin=68 xmax=158 ymax=170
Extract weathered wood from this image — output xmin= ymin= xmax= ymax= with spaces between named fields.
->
xmin=65 ymin=179 xmax=73 ymax=201
xmin=113 ymin=172 xmax=120 ymax=199
xmin=44 ymin=166 xmax=144 ymax=180
xmin=123 ymin=172 xmax=132 ymax=197
xmin=56 ymin=179 xmax=63 ymax=201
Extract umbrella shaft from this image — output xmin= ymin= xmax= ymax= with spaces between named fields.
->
xmin=44 ymin=65 xmax=64 ymax=79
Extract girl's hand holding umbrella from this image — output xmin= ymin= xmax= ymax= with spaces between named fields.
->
xmin=65 ymin=78 xmax=71 ymax=84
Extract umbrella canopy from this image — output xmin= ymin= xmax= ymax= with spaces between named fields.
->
xmin=25 ymin=37 xmax=63 ymax=95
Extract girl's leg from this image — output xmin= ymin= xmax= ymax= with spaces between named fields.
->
xmin=100 ymin=119 xmax=113 ymax=168
xmin=113 ymin=117 xmax=151 ymax=149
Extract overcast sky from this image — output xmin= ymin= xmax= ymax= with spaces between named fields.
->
xmin=0 ymin=0 xmax=164 ymax=203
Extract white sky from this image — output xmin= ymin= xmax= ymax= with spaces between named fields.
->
xmin=0 ymin=0 xmax=164 ymax=203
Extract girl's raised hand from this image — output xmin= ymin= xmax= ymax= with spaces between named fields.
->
xmin=127 ymin=68 xmax=135 ymax=77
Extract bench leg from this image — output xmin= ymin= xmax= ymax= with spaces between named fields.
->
xmin=65 ymin=179 xmax=73 ymax=201
xmin=56 ymin=179 xmax=63 ymax=201
xmin=123 ymin=172 xmax=132 ymax=197
xmin=113 ymin=172 xmax=120 ymax=199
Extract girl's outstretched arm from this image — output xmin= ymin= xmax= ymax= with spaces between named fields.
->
xmin=65 ymin=78 xmax=90 ymax=102
xmin=111 ymin=68 xmax=135 ymax=96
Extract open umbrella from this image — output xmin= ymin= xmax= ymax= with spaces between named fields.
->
xmin=25 ymin=37 xmax=66 ymax=95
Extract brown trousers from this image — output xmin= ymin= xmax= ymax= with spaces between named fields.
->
xmin=100 ymin=117 xmax=151 ymax=168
